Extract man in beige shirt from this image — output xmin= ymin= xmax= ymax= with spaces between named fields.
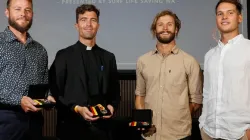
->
xmin=135 ymin=9 xmax=203 ymax=140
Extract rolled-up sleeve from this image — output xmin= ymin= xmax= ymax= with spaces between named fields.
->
xmin=135 ymin=58 xmax=146 ymax=96
xmin=187 ymin=58 xmax=203 ymax=104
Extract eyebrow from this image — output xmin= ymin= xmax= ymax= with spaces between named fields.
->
xmin=12 ymin=6 xmax=32 ymax=10
xmin=217 ymin=9 xmax=236 ymax=13
xmin=157 ymin=21 xmax=174 ymax=24
xmin=79 ymin=17 xmax=98 ymax=21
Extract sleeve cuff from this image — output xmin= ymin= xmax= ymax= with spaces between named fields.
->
xmin=190 ymin=98 xmax=203 ymax=104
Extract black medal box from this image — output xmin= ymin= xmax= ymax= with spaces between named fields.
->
xmin=129 ymin=109 xmax=153 ymax=129
xmin=88 ymin=104 xmax=111 ymax=117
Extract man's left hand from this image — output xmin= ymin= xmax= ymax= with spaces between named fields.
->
xmin=102 ymin=104 xmax=114 ymax=119
xmin=47 ymin=95 xmax=56 ymax=103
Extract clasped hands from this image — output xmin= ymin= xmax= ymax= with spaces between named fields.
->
xmin=75 ymin=104 xmax=114 ymax=121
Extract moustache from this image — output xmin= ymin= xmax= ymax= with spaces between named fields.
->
xmin=17 ymin=17 xmax=30 ymax=21
xmin=157 ymin=31 xmax=173 ymax=35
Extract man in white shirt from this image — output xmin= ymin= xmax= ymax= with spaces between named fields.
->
xmin=199 ymin=0 xmax=250 ymax=140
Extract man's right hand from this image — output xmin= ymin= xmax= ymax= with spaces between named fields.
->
xmin=76 ymin=106 xmax=99 ymax=121
xmin=21 ymin=96 xmax=41 ymax=112
xmin=142 ymin=125 xmax=156 ymax=137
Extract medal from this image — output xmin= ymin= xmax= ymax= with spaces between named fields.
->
xmin=96 ymin=104 xmax=108 ymax=115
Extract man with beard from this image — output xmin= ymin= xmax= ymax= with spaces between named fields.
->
xmin=135 ymin=9 xmax=202 ymax=140
xmin=49 ymin=4 xmax=120 ymax=140
xmin=199 ymin=0 xmax=250 ymax=139
xmin=0 ymin=0 xmax=55 ymax=140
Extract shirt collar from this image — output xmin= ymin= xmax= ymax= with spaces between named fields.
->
xmin=4 ymin=26 xmax=33 ymax=44
xmin=77 ymin=41 xmax=98 ymax=51
xmin=86 ymin=46 xmax=92 ymax=50
xmin=218 ymin=34 xmax=244 ymax=47
xmin=152 ymin=45 xmax=179 ymax=55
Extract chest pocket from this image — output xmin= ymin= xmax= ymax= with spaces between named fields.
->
xmin=168 ymin=65 xmax=187 ymax=94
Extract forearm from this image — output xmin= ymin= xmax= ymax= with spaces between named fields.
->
xmin=189 ymin=102 xmax=201 ymax=115
xmin=135 ymin=95 xmax=145 ymax=109
xmin=58 ymin=96 xmax=84 ymax=112
xmin=0 ymin=91 xmax=22 ymax=106
xmin=44 ymin=70 xmax=50 ymax=97
xmin=109 ymin=55 xmax=120 ymax=110
xmin=108 ymin=79 xmax=120 ymax=110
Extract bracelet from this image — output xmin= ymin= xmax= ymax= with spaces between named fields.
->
xmin=74 ymin=105 xmax=79 ymax=113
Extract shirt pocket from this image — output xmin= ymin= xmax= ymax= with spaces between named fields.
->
xmin=168 ymin=68 xmax=187 ymax=94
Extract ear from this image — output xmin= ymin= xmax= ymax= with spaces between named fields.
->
xmin=5 ymin=8 xmax=9 ymax=18
xmin=175 ymin=27 xmax=178 ymax=35
xmin=97 ymin=23 xmax=100 ymax=31
xmin=238 ymin=14 xmax=243 ymax=23
xmin=153 ymin=29 xmax=156 ymax=36
xmin=75 ymin=23 xmax=79 ymax=32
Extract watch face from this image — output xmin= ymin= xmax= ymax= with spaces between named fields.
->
xmin=101 ymin=109 xmax=108 ymax=114
xmin=141 ymin=122 xmax=150 ymax=126
xmin=96 ymin=104 xmax=108 ymax=115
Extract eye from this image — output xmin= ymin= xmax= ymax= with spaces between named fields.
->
xmin=157 ymin=23 xmax=163 ymax=26
xmin=217 ymin=13 xmax=222 ymax=16
xmin=80 ymin=18 xmax=86 ymax=22
xmin=91 ymin=18 xmax=97 ymax=22
xmin=25 ymin=9 xmax=32 ymax=12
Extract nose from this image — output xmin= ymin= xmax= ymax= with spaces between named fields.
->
xmin=222 ymin=13 xmax=228 ymax=20
xmin=163 ymin=24 xmax=168 ymax=30
xmin=19 ymin=9 xmax=26 ymax=17
xmin=17 ymin=10 xmax=28 ymax=19
xmin=86 ymin=19 xmax=91 ymax=26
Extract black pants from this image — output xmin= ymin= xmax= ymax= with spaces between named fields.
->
xmin=57 ymin=120 xmax=113 ymax=140
xmin=180 ymin=136 xmax=191 ymax=140
xmin=141 ymin=135 xmax=191 ymax=140
xmin=28 ymin=112 xmax=44 ymax=140
xmin=0 ymin=110 xmax=44 ymax=140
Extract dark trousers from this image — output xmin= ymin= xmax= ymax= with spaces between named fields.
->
xmin=0 ymin=110 xmax=29 ymax=140
xmin=57 ymin=120 xmax=113 ymax=140
xmin=141 ymin=135 xmax=191 ymax=140
xmin=0 ymin=110 xmax=44 ymax=140
xmin=28 ymin=112 xmax=44 ymax=140
xmin=180 ymin=136 xmax=191 ymax=140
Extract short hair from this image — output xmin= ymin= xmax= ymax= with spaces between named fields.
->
xmin=150 ymin=9 xmax=181 ymax=37
xmin=215 ymin=0 xmax=243 ymax=14
xmin=76 ymin=4 xmax=100 ymax=23
xmin=7 ymin=0 xmax=33 ymax=8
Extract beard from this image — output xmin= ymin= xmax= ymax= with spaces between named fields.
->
xmin=156 ymin=31 xmax=176 ymax=44
xmin=8 ymin=16 xmax=32 ymax=33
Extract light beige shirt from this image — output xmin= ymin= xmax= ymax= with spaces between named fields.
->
xmin=135 ymin=46 xmax=202 ymax=140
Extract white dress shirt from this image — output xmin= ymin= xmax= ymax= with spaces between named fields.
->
xmin=199 ymin=34 xmax=250 ymax=140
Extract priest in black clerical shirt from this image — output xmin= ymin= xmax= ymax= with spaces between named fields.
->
xmin=49 ymin=4 xmax=120 ymax=140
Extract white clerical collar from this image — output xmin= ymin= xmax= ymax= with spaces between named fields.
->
xmin=86 ymin=46 xmax=92 ymax=50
